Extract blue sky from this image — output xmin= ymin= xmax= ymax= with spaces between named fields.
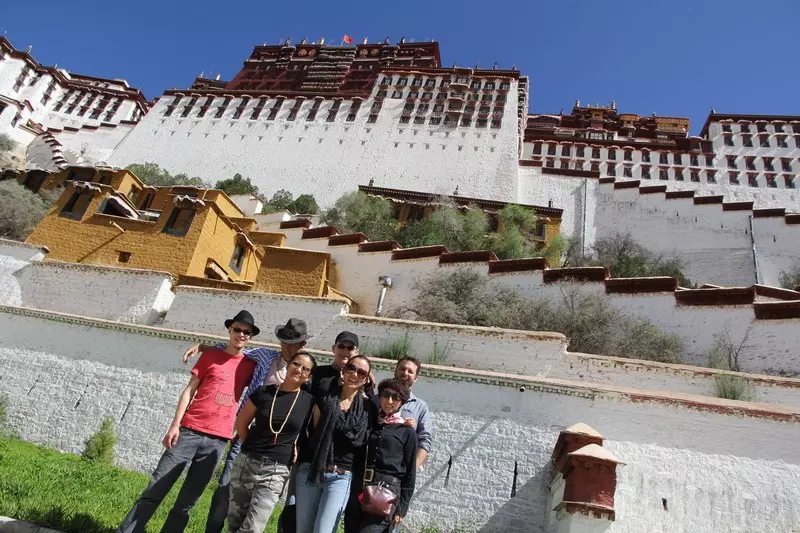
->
xmin=3 ymin=0 xmax=798 ymax=134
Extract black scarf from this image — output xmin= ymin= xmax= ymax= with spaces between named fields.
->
xmin=307 ymin=382 xmax=370 ymax=484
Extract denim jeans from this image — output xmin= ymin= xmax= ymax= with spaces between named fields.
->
xmin=204 ymin=437 xmax=242 ymax=533
xmin=227 ymin=453 xmax=290 ymax=533
xmin=116 ymin=427 xmax=227 ymax=533
xmin=295 ymin=462 xmax=353 ymax=533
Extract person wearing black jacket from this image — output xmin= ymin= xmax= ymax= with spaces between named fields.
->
xmin=347 ymin=378 xmax=417 ymax=533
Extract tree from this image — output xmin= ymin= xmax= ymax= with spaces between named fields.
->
xmin=215 ymin=173 xmax=259 ymax=196
xmin=393 ymin=269 xmax=685 ymax=364
xmin=289 ymin=193 xmax=320 ymax=214
xmin=82 ymin=417 xmax=117 ymax=464
xmin=125 ymin=163 xmax=206 ymax=187
xmin=0 ymin=133 xmax=16 ymax=154
xmin=0 ymin=181 xmax=49 ymax=240
xmin=398 ymin=203 xmax=487 ymax=252
xmin=566 ymin=232 xmax=694 ymax=287
xmin=262 ymin=189 xmax=294 ymax=213
xmin=778 ymin=266 xmax=800 ymax=290
xmin=320 ymin=191 xmax=398 ymax=240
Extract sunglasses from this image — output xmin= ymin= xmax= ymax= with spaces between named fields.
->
xmin=231 ymin=326 xmax=253 ymax=337
xmin=290 ymin=359 xmax=313 ymax=375
xmin=344 ymin=362 xmax=369 ymax=379
xmin=336 ymin=343 xmax=356 ymax=351
xmin=379 ymin=390 xmax=404 ymax=402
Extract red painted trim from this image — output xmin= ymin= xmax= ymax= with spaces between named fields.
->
xmin=605 ymin=277 xmax=678 ymax=294
xmin=391 ymin=245 xmax=448 ymax=261
xmin=674 ymin=287 xmax=755 ymax=306
xmin=543 ymin=267 xmax=608 ymax=283
xmin=278 ymin=219 xmax=312 ymax=229
xmin=722 ymin=201 xmax=755 ymax=211
xmin=358 ymin=240 xmax=401 ymax=252
xmin=301 ymin=226 xmax=340 ymax=239
xmin=439 ymin=251 xmax=498 ymax=264
xmin=488 ymin=258 xmax=549 ymax=273
xmin=328 ymin=233 xmax=367 ymax=246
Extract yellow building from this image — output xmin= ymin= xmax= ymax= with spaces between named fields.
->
xmin=25 ymin=180 xmax=262 ymax=283
xmin=22 ymin=169 xmax=341 ymax=299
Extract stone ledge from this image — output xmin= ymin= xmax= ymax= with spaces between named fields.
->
xmin=32 ymin=259 xmax=174 ymax=280
xmin=3 ymin=305 xmax=800 ymax=422
xmin=0 ymin=238 xmax=49 ymax=254
xmin=172 ymin=285 xmax=349 ymax=307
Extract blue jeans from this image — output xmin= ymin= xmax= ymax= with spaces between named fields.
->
xmin=204 ymin=437 xmax=242 ymax=533
xmin=295 ymin=462 xmax=353 ymax=533
xmin=116 ymin=427 xmax=227 ymax=533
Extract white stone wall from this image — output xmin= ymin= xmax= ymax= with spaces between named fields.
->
xmin=162 ymin=286 xmax=350 ymax=340
xmin=10 ymin=261 xmax=174 ymax=324
xmin=50 ymin=122 xmax=136 ymax=165
xmin=2 ymin=308 xmax=800 ymax=533
xmin=107 ymin=87 xmax=521 ymax=205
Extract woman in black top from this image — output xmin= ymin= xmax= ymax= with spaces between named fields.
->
xmin=295 ymin=355 xmax=373 ymax=533
xmin=349 ymin=378 xmax=417 ymax=533
xmin=227 ymin=352 xmax=316 ymax=533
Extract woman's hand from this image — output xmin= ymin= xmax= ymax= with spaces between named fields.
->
xmin=404 ymin=418 xmax=417 ymax=428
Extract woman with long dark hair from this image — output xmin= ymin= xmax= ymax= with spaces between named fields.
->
xmin=227 ymin=351 xmax=317 ymax=533
xmin=295 ymin=354 xmax=373 ymax=533
xmin=348 ymin=378 xmax=417 ymax=533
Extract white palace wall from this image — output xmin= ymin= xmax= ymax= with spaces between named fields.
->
xmin=107 ymin=87 xmax=521 ymax=206
xmin=518 ymin=168 xmax=800 ymax=287
xmin=1 ymin=307 xmax=800 ymax=532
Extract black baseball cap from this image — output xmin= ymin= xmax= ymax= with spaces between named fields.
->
xmin=334 ymin=331 xmax=359 ymax=347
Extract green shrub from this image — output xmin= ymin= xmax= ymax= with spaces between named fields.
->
xmin=427 ymin=340 xmax=452 ymax=365
xmin=713 ymin=374 xmax=753 ymax=401
xmin=708 ymin=332 xmax=753 ymax=401
xmin=82 ymin=417 xmax=117 ymax=464
xmin=0 ymin=180 xmax=49 ymax=240
xmin=394 ymin=269 xmax=685 ymax=364
xmin=778 ymin=266 xmax=800 ymax=291
xmin=0 ymin=133 xmax=16 ymax=153
xmin=363 ymin=334 xmax=413 ymax=360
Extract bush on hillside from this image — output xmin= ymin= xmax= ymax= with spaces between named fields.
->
xmin=778 ymin=265 xmax=800 ymax=291
xmin=0 ymin=180 xmax=50 ymax=240
xmin=126 ymin=162 xmax=207 ymax=187
xmin=708 ymin=330 xmax=753 ymax=401
xmin=262 ymin=189 xmax=320 ymax=214
xmin=215 ymin=173 xmax=259 ymax=196
xmin=82 ymin=417 xmax=117 ymax=464
xmin=320 ymin=191 xmax=398 ymax=240
xmin=321 ymin=192 xmax=556 ymax=260
xmin=564 ymin=232 xmax=694 ymax=287
xmin=0 ymin=133 xmax=16 ymax=153
xmin=392 ymin=269 xmax=684 ymax=363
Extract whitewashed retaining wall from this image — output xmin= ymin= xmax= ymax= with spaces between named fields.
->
xmin=14 ymin=261 xmax=174 ymax=324
xmin=0 ymin=240 xmax=48 ymax=306
xmin=163 ymin=286 xmax=350 ymax=339
xmin=1 ymin=307 xmax=800 ymax=533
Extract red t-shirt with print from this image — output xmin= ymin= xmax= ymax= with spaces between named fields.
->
xmin=181 ymin=348 xmax=256 ymax=439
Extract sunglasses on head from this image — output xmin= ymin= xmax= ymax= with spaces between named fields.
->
xmin=379 ymin=390 xmax=403 ymax=402
xmin=289 ymin=359 xmax=313 ymax=375
xmin=344 ymin=362 xmax=369 ymax=379
xmin=231 ymin=326 xmax=253 ymax=337
xmin=336 ymin=343 xmax=356 ymax=351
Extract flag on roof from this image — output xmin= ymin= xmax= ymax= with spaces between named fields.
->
xmin=343 ymin=34 xmax=353 ymax=44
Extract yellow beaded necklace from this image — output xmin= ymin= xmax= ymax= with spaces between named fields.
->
xmin=268 ymin=387 xmax=301 ymax=445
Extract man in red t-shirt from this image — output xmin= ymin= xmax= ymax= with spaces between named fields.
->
xmin=116 ymin=310 xmax=260 ymax=533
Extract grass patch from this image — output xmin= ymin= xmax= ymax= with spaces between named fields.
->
xmin=363 ymin=334 xmax=413 ymax=361
xmin=426 ymin=340 xmax=452 ymax=365
xmin=0 ymin=436 xmax=284 ymax=533
xmin=713 ymin=374 xmax=753 ymax=402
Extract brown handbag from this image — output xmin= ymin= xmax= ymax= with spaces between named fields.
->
xmin=358 ymin=482 xmax=398 ymax=518
xmin=358 ymin=444 xmax=398 ymax=517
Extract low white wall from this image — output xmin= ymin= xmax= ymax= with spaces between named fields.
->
xmin=163 ymin=286 xmax=350 ymax=340
xmin=1 ymin=307 xmax=799 ymax=533
xmin=12 ymin=261 xmax=174 ymax=325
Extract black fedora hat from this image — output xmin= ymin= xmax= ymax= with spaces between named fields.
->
xmin=224 ymin=310 xmax=260 ymax=336
xmin=275 ymin=318 xmax=313 ymax=344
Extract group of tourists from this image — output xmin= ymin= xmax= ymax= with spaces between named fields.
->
xmin=116 ymin=310 xmax=433 ymax=533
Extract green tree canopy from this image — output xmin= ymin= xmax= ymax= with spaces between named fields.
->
xmin=0 ymin=181 xmax=50 ymax=241
xmin=320 ymin=191 xmax=397 ymax=240
xmin=0 ymin=133 xmax=16 ymax=154
xmin=125 ymin=163 xmax=206 ymax=188
xmin=262 ymin=190 xmax=294 ymax=213
xmin=290 ymin=193 xmax=320 ymax=214
xmin=214 ymin=173 xmax=259 ymax=196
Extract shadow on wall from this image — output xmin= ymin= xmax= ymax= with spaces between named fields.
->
xmin=477 ymin=466 xmax=554 ymax=533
